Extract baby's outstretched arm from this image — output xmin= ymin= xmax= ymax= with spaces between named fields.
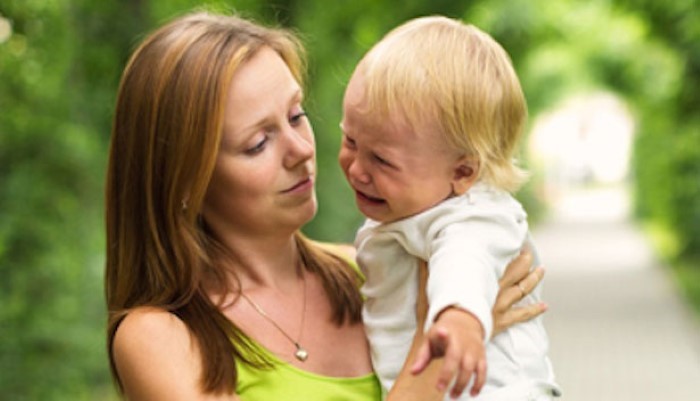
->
xmin=406 ymin=250 xmax=546 ymax=399
xmin=411 ymin=307 xmax=486 ymax=398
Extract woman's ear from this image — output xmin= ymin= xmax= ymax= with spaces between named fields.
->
xmin=451 ymin=156 xmax=479 ymax=195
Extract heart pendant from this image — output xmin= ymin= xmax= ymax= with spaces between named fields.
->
xmin=295 ymin=347 xmax=308 ymax=362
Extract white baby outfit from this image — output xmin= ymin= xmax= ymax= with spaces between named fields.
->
xmin=356 ymin=183 xmax=561 ymax=400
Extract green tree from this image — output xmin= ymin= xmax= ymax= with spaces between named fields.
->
xmin=615 ymin=0 xmax=700 ymax=260
xmin=0 ymin=0 xmax=114 ymax=398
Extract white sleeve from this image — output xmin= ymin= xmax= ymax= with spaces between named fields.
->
xmin=424 ymin=211 xmax=526 ymax=341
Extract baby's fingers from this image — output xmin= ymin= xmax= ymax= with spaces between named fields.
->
xmin=468 ymin=359 xmax=487 ymax=397
xmin=411 ymin=327 xmax=449 ymax=374
xmin=410 ymin=339 xmax=433 ymax=375
xmin=435 ymin=351 xmax=461 ymax=393
xmin=434 ymin=332 xmax=463 ymax=393
xmin=446 ymin=356 xmax=474 ymax=398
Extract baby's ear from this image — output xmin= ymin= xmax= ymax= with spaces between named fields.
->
xmin=451 ymin=156 xmax=479 ymax=195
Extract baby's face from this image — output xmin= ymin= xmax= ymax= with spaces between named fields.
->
xmin=339 ymin=72 xmax=459 ymax=223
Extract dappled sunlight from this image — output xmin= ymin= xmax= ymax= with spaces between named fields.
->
xmin=0 ymin=14 xmax=11 ymax=43
xmin=528 ymin=92 xmax=635 ymax=222
xmin=550 ymin=185 xmax=631 ymax=223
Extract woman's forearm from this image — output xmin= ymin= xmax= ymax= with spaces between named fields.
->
xmin=386 ymin=328 xmax=446 ymax=401
xmin=386 ymin=260 xmax=446 ymax=401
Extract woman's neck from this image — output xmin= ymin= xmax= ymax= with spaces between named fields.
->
xmin=217 ymin=232 xmax=302 ymax=292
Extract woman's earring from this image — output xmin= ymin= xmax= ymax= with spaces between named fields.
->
xmin=181 ymin=199 xmax=188 ymax=211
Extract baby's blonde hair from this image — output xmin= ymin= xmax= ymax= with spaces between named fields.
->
xmin=357 ymin=16 xmax=528 ymax=192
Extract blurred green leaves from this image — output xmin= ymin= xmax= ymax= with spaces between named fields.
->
xmin=0 ymin=0 xmax=116 ymax=398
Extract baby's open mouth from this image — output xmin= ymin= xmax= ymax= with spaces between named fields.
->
xmin=356 ymin=190 xmax=385 ymax=204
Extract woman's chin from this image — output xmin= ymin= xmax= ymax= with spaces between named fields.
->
xmin=299 ymin=197 xmax=319 ymax=225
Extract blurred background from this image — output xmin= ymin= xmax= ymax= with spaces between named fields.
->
xmin=0 ymin=0 xmax=698 ymax=399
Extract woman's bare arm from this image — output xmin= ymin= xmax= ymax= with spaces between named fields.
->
xmin=386 ymin=261 xmax=446 ymax=401
xmin=113 ymin=308 xmax=239 ymax=401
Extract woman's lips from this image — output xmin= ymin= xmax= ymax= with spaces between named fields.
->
xmin=282 ymin=177 xmax=313 ymax=193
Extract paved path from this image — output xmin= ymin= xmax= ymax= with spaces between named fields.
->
xmin=533 ymin=186 xmax=700 ymax=400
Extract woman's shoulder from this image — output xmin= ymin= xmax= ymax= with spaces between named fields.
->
xmin=312 ymin=241 xmax=357 ymax=261
xmin=112 ymin=307 xmax=215 ymax=400
xmin=113 ymin=306 xmax=194 ymax=367
xmin=114 ymin=306 xmax=189 ymax=349
xmin=113 ymin=306 xmax=197 ymax=369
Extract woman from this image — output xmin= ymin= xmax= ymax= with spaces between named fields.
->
xmin=105 ymin=11 xmax=545 ymax=400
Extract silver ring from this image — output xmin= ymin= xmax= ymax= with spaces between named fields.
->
xmin=517 ymin=282 xmax=527 ymax=299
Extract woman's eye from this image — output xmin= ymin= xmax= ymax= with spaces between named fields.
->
xmin=290 ymin=110 xmax=307 ymax=126
xmin=245 ymin=137 xmax=268 ymax=155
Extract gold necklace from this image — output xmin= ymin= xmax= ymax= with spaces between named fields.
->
xmin=240 ymin=272 xmax=308 ymax=362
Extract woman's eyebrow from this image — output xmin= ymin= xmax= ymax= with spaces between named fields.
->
xmin=236 ymin=88 xmax=303 ymax=139
xmin=288 ymin=88 xmax=303 ymax=106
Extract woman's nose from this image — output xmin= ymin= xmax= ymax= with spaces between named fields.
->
xmin=284 ymin=127 xmax=315 ymax=168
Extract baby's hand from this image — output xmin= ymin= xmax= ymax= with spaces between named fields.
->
xmin=410 ymin=307 xmax=486 ymax=399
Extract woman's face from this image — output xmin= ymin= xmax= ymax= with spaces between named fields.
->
xmin=203 ymin=47 xmax=316 ymax=239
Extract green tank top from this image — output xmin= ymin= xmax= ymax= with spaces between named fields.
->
xmin=236 ymin=339 xmax=381 ymax=400
xmin=236 ymin=245 xmax=381 ymax=400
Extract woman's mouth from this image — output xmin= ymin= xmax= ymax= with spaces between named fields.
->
xmin=283 ymin=176 xmax=313 ymax=194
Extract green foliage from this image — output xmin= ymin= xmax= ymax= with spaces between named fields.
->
xmin=0 ymin=0 xmax=231 ymax=398
xmin=608 ymin=0 xmax=700 ymax=309
xmin=0 ymin=0 xmax=113 ymax=398
xmin=615 ymin=0 xmax=700 ymax=261
xmin=670 ymin=257 xmax=700 ymax=315
xmin=668 ymin=122 xmax=700 ymax=257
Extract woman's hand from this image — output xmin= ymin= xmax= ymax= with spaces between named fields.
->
xmin=492 ymin=249 xmax=547 ymax=337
